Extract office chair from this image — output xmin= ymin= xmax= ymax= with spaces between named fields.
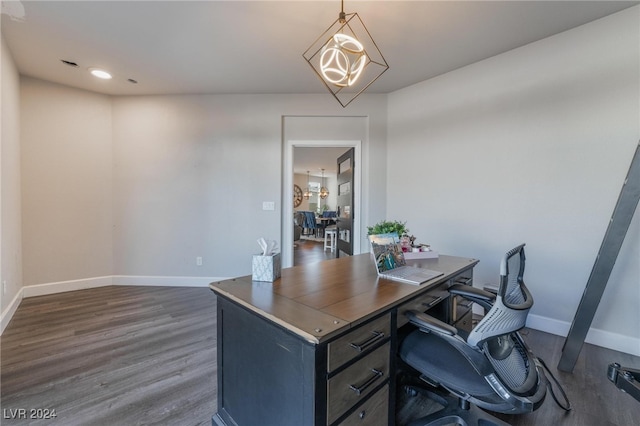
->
xmin=399 ymin=244 xmax=547 ymax=426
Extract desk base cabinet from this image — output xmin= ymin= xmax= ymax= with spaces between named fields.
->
xmin=211 ymin=254 xmax=478 ymax=426
xmin=213 ymin=298 xmax=318 ymax=426
xmin=213 ymin=297 xmax=393 ymax=426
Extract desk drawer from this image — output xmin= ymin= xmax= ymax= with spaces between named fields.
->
xmin=452 ymin=295 xmax=473 ymax=322
xmin=454 ymin=309 xmax=473 ymax=333
xmin=337 ymin=385 xmax=389 ymax=426
xmin=327 ymin=342 xmax=390 ymax=424
xmin=452 ymin=275 xmax=473 ymax=286
xmin=328 ymin=313 xmax=391 ymax=372
xmin=397 ymin=288 xmax=449 ymax=328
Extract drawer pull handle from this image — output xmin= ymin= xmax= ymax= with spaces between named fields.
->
xmin=349 ymin=331 xmax=385 ymax=352
xmin=349 ymin=369 xmax=383 ymax=395
xmin=422 ymin=296 xmax=444 ymax=308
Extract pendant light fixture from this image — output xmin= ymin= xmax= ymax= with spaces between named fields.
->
xmin=303 ymin=0 xmax=389 ymax=108
xmin=303 ymin=171 xmax=312 ymax=199
xmin=320 ymin=169 xmax=329 ymax=199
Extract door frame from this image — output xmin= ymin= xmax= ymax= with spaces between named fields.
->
xmin=282 ymin=140 xmax=362 ymax=268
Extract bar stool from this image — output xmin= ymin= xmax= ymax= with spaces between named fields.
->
xmin=324 ymin=226 xmax=337 ymax=252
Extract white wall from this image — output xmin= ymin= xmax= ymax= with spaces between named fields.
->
xmin=1 ymin=36 xmax=22 ymax=322
xmin=111 ymin=95 xmax=387 ymax=279
xmin=16 ymin=82 xmax=386 ymax=288
xmin=20 ymin=78 xmax=113 ymax=286
xmin=387 ymin=7 xmax=639 ymax=354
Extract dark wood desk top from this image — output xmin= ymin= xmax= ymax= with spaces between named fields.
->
xmin=210 ymin=253 xmax=478 ymax=344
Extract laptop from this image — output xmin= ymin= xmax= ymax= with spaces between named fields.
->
xmin=369 ymin=233 xmax=443 ymax=285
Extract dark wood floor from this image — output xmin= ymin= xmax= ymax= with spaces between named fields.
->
xmin=294 ymin=237 xmax=336 ymax=266
xmin=494 ymin=328 xmax=640 ymax=426
xmin=1 ymin=242 xmax=638 ymax=425
xmin=1 ymin=285 xmax=217 ymax=425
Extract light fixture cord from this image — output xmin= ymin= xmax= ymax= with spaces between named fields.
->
xmin=339 ymin=0 xmax=345 ymax=22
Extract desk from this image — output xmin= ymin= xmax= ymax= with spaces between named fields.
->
xmin=210 ymin=253 xmax=478 ymax=426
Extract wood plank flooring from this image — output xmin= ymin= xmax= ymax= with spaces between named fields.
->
xmin=1 ymin=285 xmax=217 ymax=425
xmin=1 ymin=241 xmax=638 ymax=426
xmin=294 ymin=238 xmax=336 ymax=266
xmin=495 ymin=328 xmax=640 ymax=426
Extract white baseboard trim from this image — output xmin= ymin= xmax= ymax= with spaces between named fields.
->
xmin=527 ymin=313 xmax=640 ymax=357
xmin=20 ymin=275 xmax=229 ymax=298
xmin=583 ymin=328 xmax=640 ymax=357
xmin=526 ymin=313 xmax=571 ymax=336
xmin=1 ymin=287 xmax=24 ymax=334
xmin=23 ymin=276 xmax=114 ymax=298
xmin=112 ymin=275 xmax=230 ymax=287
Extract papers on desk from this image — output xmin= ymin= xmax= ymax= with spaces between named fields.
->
xmin=404 ymin=250 xmax=439 ymax=260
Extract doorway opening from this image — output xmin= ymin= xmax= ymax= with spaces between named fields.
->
xmin=282 ymin=141 xmax=362 ymax=268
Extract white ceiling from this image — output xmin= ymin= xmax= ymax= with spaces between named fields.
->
xmin=294 ymin=146 xmax=350 ymax=176
xmin=2 ymin=1 xmax=637 ymax=98
xmin=3 ymin=1 xmax=637 ymax=174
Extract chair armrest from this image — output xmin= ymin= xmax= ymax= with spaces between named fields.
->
xmin=406 ymin=310 xmax=456 ymax=335
xmin=482 ymin=284 xmax=499 ymax=295
xmin=449 ymin=284 xmax=495 ymax=311
xmin=405 ymin=310 xmax=493 ymax=376
xmin=449 ymin=284 xmax=495 ymax=301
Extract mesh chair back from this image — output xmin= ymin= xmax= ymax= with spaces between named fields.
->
xmin=468 ymin=244 xmax=533 ymax=349
xmin=483 ymin=333 xmax=538 ymax=394
xmin=501 ymin=245 xmax=527 ymax=307
xmin=467 ymin=244 xmax=539 ymax=396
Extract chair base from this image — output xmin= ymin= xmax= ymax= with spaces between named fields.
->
xmin=404 ymin=386 xmax=511 ymax=426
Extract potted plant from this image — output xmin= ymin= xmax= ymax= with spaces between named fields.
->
xmin=367 ymin=220 xmax=411 ymax=252
xmin=367 ymin=220 xmax=409 ymax=236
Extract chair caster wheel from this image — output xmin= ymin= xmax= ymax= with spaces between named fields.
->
xmin=403 ymin=385 xmax=418 ymax=397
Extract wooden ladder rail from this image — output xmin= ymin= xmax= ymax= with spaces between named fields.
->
xmin=558 ymin=141 xmax=640 ymax=372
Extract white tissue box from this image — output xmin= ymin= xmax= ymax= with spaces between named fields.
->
xmin=252 ymin=253 xmax=281 ymax=282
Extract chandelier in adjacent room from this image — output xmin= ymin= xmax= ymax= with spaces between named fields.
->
xmin=320 ymin=169 xmax=329 ymax=199
xmin=303 ymin=171 xmax=312 ymax=199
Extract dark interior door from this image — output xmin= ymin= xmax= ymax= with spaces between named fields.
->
xmin=335 ymin=148 xmax=355 ymax=257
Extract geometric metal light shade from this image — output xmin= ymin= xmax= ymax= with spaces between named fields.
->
xmin=303 ymin=170 xmax=312 ymax=199
xmin=320 ymin=169 xmax=329 ymax=199
xmin=303 ymin=2 xmax=389 ymax=108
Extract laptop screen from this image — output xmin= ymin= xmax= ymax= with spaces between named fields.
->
xmin=369 ymin=233 xmax=407 ymax=273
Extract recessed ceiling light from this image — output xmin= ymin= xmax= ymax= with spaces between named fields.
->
xmin=89 ymin=68 xmax=112 ymax=79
